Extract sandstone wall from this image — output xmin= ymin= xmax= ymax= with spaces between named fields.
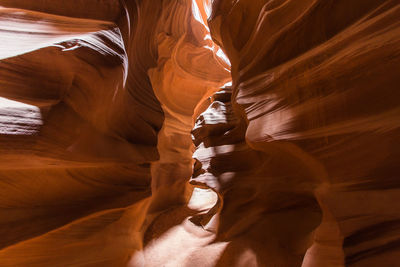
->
xmin=198 ymin=0 xmax=400 ymax=266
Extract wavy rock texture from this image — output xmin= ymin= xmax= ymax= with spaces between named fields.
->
xmin=201 ymin=0 xmax=400 ymax=266
xmin=0 ymin=0 xmax=228 ymax=266
xmin=147 ymin=0 xmax=230 ymax=212
xmin=0 ymin=2 xmax=161 ymax=266
xmin=192 ymin=86 xmax=322 ymax=266
xmin=1 ymin=0 xmax=399 ymax=266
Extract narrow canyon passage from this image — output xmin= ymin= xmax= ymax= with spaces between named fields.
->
xmin=0 ymin=0 xmax=399 ymax=267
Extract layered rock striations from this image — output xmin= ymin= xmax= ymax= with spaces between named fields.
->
xmin=199 ymin=0 xmax=400 ymax=266
xmin=0 ymin=1 xmax=163 ymax=265
xmin=192 ymin=86 xmax=322 ymax=266
xmin=0 ymin=0 xmax=228 ymax=266
xmin=147 ymin=0 xmax=230 ymax=212
xmin=0 ymin=0 xmax=399 ymax=266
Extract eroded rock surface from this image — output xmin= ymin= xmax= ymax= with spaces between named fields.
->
xmin=0 ymin=0 xmax=227 ymax=266
xmin=201 ymin=0 xmax=400 ymax=266
xmin=0 ymin=0 xmax=399 ymax=266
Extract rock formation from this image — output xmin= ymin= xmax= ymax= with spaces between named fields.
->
xmin=0 ymin=0 xmax=399 ymax=266
xmin=204 ymin=0 xmax=400 ymax=266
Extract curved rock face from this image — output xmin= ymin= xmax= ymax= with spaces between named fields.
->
xmin=0 ymin=0 xmax=228 ymax=266
xmin=0 ymin=0 xmax=399 ymax=266
xmin=202 ymin=0 xmax=400 ymax=266
xmin=0 ymin=1 xmax=163 ymax=266
xmin=147 ymin=0 xmax=230 ymax=212
xmin=192 ymin=86 xmax=322 ymax=266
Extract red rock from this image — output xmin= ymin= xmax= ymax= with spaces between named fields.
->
xmin=0 ymin=0 xmax=399 ymax=266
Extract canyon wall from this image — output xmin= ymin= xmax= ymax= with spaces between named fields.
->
xmin=197 ymin=0 xmax=400 ymax=266
xmin=0 ymin=0 xmax=228 ymax=266
xmin=147 ymin=0 xmax=229 ymax=213
xmin=0 ymin=0 xmax=399 ymax=266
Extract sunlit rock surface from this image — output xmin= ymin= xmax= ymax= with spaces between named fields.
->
xmin=147 ymin=0 xmax=230 ymax=212
xmin=0 ymin=0 xmax=399 ymax=266
xmin=0 ymin=1 xmax=162 ymax=266
xmin=204 ymin=0 xmax=400 ymax=266
xmin=0 ymin=0 xmax=227 ymax=266
xmin=192 ymin=87 xmax=322 ymax=266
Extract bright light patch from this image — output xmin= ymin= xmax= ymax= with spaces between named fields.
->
xmin=223 ymin=81 xmax=232 ymax=87
xmin=216 ymin=48 xmax=231 ymax=66
xmin=188 ymin=187 xmax=218 ymax=211
xmin=191 ymin=0 xmax=209 ymax=30
xmin=192 ymin=0 xmax=231 ymax=71
xmin=0 ymin=97 xmax=43 ymax=135
xmin=204 ymin=0 xmax=212 ymax=19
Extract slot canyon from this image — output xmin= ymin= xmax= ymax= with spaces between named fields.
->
xmin=0 ymin=0 xmax=399 ymax=266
